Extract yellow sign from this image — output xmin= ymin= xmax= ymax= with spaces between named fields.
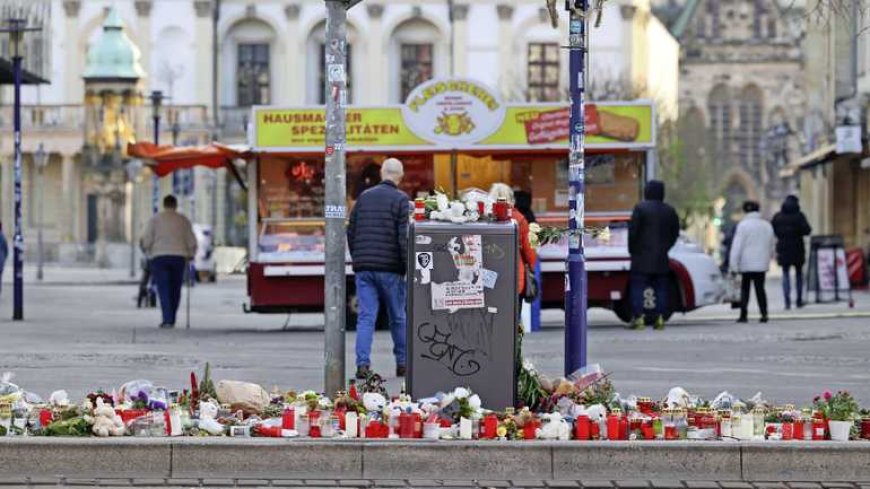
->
xmin=251 ymin=101 xmax=654 ymax=151
xmin=254 ymin=108 xmax=428 ymax=149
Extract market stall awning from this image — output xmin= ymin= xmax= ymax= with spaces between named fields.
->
xmin=127 ymin=141 xmax=252 ymax=190
xmin=779 ymin=143 xmax=837 ymax=177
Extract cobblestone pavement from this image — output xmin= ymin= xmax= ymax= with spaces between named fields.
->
xmin=2 ymin=479 xmax=870 ymax=489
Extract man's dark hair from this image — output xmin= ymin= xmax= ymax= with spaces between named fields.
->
xmin=742 ymin=200 xmax=760 ymax=213
xmin=163 ymin=195 xmax=178 ymax=209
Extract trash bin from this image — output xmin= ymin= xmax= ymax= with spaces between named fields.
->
xmin=407 ymin=221 xmax=518 ymax=409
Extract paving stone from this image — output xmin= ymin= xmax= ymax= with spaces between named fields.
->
xmin=338 ymin=481 xmax=373 ymax=487
xmin=26 ymin=477 xmax=61 ymax=486
xmin=650 ymin=481 xmax=685 ymax=489
xmin=237 ymin=480 xmax=271 ymax=487
xmin=821 ymin=485 xmax=857 ymax=489
xmin=718 ymin=483 xmax=752 ymax=489
xmin=66 ymin=480 xmax=99 ymax=486
xmin=787 ymin=484 xmax=822 ymax=489
xmin=754 ymin=484 xmax=788 ymax=489
xmin=440 ymin=482 xmax=476 ymax=488
xmin=615 ymin=481 xmax=651 ymax=489
xmin=684 ymin=483 xmax=719 ymax=489
xmin=270 ymin=481 xmax=306 ymax=487
xmin=407 ymin=481 xmax=443 ymax=487
xmin=304 ymin=481 xmax=338 ymax=487
xmin=580 ymin=482 xmax=614 ymax=489
xmin=199 ymin=480 xmax=236 ymax=487
xmin=165 ymin=479 xmax=200 ymax=487
xmin=544 ymin=481 xmax=581 ymax=488
xmin=132 ymin=479 xmax=167 ymax=487
xmin=0 ymin=478 xmax=28 ymax=486
xmin=477 ymin=481 xmax=512 ymax=488
xmin=511 ymin=481 xmax=546 ymax=488
xmin=372 ymin=481 xmax=406 ymax=487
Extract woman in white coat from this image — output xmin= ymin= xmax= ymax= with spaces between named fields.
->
xmin=729 ymin=201 xmax=775 ymax=323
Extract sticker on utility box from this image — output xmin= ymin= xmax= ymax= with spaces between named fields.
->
xmin=416 ymin=252 xmax=433 ymax=285
xmin=324 ymin=205 xmax=346 ymax=219
xmin=481 ymin=268 xmax=498 ymax=289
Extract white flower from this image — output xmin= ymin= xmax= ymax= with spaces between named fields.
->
xmin=465 ymin=200 xmax=477 ymax=212
xmin=468 ymin=394 xmax=482 ymax=410
xmin=453 ymin=387 xmax=470 ymax=399
xmin=436 ymin=193 xmax=449 ymax=211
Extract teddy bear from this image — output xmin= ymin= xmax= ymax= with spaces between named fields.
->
xmin=362 ymin=392 xmax=387 ymax=414
xmin=538 ymin=412 xmax=571 ymax=440
xmin=92 ymin=398 xmax=125 ymax=437
xmin=197 ymin=400 xmax=224 ymax=435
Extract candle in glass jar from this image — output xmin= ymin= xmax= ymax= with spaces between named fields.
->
xmin=345 ymin=411 xmax=359 ymax=438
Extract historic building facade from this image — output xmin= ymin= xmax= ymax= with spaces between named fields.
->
xmin=657 ymin=0 xmax=804 ymax=226
xmin=2 ymin=0 xmax=677 ymax=267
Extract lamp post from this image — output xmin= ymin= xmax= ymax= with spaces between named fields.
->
xmin=34 ymin=143 xmax=47 ymax=281
xmin=1 ymin=17 xmax=41 ymax=321
xmin=149 ymin=90 xmax=164 ymax=214
xmin=126 ymin=158 xmax=143 ymax=279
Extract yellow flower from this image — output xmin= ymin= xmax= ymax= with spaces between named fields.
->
xmin=497 ymin=426 xmax=507 ymax=438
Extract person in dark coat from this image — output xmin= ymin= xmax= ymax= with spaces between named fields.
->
xmin=628 ymin=180 xmax=681 ymax=330
xmin=771 ymin=195 xmax=812 ymax=309
xmin=0 ymin=222 xmax=7 ymax=296
xmin=347 ymin=158 xmax=410 ymax=379
xmin=514 ymin=190 xmax=536 ymax=224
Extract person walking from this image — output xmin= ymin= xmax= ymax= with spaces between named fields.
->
xmin=729 ymin=201 xmax=775 ymax=323
xmin=489 ymin=184 xmax=538 ymax=323
xmin=627 ymin=180 xmax=680 ymax=330
xmin=772 ymin=195 xmax=812 ymax=309
xmin=347 ymin=158 xmax=410 ymax=379
xmin=0 ymin=222 xmax=7 ymax=295
xmin=140 ymin=195 xmax=197 ymax=329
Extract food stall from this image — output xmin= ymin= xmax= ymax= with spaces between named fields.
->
xmin=243 ymin=78 xmax=712 ymax=323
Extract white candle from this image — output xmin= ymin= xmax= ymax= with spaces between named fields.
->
xmin=460 ymin=417 xmax=473 ymax=440
xmin=345 ymin=412 xmax=358 ymax=438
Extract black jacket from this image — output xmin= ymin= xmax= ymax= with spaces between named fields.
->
xmin=628 ymin=180 xmax=680 ymax=275
xmin=771 ymin=196 xmax=812 ymax=266
xmin=347 ymin=181 xmax=410 ymax=274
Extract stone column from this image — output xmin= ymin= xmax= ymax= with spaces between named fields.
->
xmin=194 ymin=1 xmax=215 ymax=107
xmin=135 ymin=1 xmax=153 ymax=88
xmin=452 ymin=4 xmax=469 ymax=77
xmin=496 ymin=5 xmax=514 ymax=97
xmin=285 ymin=4 xmax=304 ymax=104
xmin=366 ymin=4 xmax=386 ymax=103
xmin=63 ymin=0 xmax=81 ymax=102
xmin=61 ymin=155 xmax=76 ymax=242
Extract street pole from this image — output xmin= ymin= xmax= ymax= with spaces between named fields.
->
xmin=564 ymin=1 xmax=588 ymax=374
xmin=324 ymin=0 xmax=349 ymax=397
xmin=1 ymin=18 xmax=39 ymax=321
xmin=150 ymin=91 xmax=163 ymax=214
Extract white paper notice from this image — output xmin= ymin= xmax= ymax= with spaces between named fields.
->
xmin=431 ymin=235 xmax=485 ymax=311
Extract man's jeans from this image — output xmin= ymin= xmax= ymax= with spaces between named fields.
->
xmin=151 ymin=255 xmax=186 ymax=325
xmin=355 ymin=271 xmax=407 ymax=368
xmin=782 ymin=264 xmax=804 ymax=308
xmin=630 ymin=272 xmax=669 ymax=318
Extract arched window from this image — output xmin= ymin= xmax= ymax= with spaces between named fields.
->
xmin=738 ymin=85 xmax=764 ymax=169
xmin=707 ymin=84 xmax=731 ymax=161
xmin=306 ymin=21 xmax=358 ymax=104
xmin=390 ymin=18 xmax=442 ymax=102
xmin=223 ymin=18 xmax=276 ymax=107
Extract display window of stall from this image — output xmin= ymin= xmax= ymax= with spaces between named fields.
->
xmin=257 ymin=154 xmax=434 ymax=262
xmin=530 ymin=152 xmax=644 ymax=217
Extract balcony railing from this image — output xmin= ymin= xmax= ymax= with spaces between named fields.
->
xmin=0 ymin=104 xmax=213 ymax=133
xmin=220 ymin=106 xmax=251 ymax=139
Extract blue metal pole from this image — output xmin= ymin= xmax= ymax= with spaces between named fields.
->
xmin=564 ymin=3 xmax=587 ymax=374
xmin=12 ymin=52 xmax=23 ymax=320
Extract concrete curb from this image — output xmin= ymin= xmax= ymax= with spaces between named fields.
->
xmin=2 ymin=439 xmax=870 ymax=481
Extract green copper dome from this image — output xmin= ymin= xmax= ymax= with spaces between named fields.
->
xmin=83 ymin=8 xmax=144 ymax=81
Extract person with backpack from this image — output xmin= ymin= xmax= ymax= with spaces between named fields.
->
xmin=772 ymin=195 xmax=812 ymax=309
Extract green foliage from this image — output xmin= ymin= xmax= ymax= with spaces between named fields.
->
xmin=658 ymin=121 xmax=714 ymax=229
xmin=814 ymin=391 xmax=860 ymax=421
xmin=42 ymin=417 xmax=92 ymax=437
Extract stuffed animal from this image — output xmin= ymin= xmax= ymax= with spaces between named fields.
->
xmin=197 ymin=400 xmax=224 ymax=435
xmin=538 ymin=412 xmax=571 ymax=440
xmin=92 ymin=398 xmax=125 ymax=437
xmin=362 ymin=392 xmax=386 ymax=414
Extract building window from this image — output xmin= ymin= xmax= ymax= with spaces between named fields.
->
xmin=738 ymin=85 xmax=764 ymax=170
xmin=708 ymin=85 xmax=732 ymax=161
xmin=237 ymin=43 xmax=270 ymax=106
xmin=708 ymin=0 xmax=721 ymax=38
xmin=318 ymin=44 xmax=353 ymax=104
xmin=400 ymin=43 xmax=433 ymax=101
xmin=527 ymin=43 xmax=560 ymax=102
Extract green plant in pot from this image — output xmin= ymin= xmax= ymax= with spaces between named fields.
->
xmin=814 ymin=391 xmax=859 ymax=441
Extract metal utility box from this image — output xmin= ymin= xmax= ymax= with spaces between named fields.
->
xmin=406 ymin=221 xmax=518 ymax=409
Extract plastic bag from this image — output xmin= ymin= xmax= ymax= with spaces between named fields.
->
xmin=567 ymin=364 xmax=605 ymax=390
xmin=710 ymin=391 xmax=736 ymax=410
xmin=119 ymin=379 xmax=154 ymax=405
xmin=215 ymin=380 xmax=270 ymax=415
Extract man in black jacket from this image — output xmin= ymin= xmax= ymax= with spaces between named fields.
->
xmin=772 ymin=195 xmax=812 ymax=309
xmin=347 ymin=158 xmax=410 ymax=379
xmin=628 ymin=180 xmax=680 ymax=330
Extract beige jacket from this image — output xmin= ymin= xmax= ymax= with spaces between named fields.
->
xmin=140 ymin=209 xmax=198 ymax=259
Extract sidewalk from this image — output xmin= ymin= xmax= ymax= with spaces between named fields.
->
xmin=4 ymin=264 xmax=141 ymax=286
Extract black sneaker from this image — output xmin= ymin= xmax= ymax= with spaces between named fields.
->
xmin=760 ymin=316 xmax=768 ymax=323
xmin=396 ymin=365 xmax=406 ymax=377
xmin=355 ymin=365 xmax=371 ymax=380
xmin=736 ymin=317 xmax=748 ymax=324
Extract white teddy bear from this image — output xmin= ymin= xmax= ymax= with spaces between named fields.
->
xmin=92 ymin=398 xmax=125 ymax=437
xmin=362 ymin=392 xmax=387 ymax=414
xmin=538 ymin=412 xmax=571 ymax=440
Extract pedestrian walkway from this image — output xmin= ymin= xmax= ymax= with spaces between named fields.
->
xmin=3 ymin=264 xmax=140 ymax=286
